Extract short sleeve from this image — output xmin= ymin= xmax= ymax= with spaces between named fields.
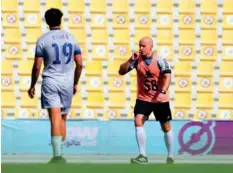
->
xmin=74 ymin=42 xmax=82 ymax=55
xmin=157 ymin=55 xmax=172 ymax=74
xmin=35 ymin=39 xmax=44 ymax=58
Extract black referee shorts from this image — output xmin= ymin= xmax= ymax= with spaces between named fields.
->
xmin=134 ymin=99 xmax=172 ymax=122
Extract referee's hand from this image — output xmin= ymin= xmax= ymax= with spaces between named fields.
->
xmin=28 ymin=87 xmax=35 ymax=99
xmin=130 ymin=52 xmax=139 ymax=61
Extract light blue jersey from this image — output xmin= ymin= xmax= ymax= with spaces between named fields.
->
xmin=35 ymin=28 xmax=81 ymax=82
xmin=35 ymin=28 xmax=81 ymax=113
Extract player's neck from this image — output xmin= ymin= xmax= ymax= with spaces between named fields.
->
xmin=50 ymin=26 xmax=61 ymax=30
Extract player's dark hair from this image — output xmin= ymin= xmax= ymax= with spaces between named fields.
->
xmin=45 ymin=8 xmax=63 ymax=27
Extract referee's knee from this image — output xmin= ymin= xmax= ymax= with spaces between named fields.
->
xmin=161 ymin=121 xmax=171 ymax=133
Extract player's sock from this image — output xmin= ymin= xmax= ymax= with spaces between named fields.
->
xmin=136 ymin=127 xmax=146 ymax=156
xmin=164 ymin=130 xmax=174 ymax=158
xmin=51 ymin=136 xmax=62 ymax=157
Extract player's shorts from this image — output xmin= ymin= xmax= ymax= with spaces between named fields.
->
xmin=134 ymin=99 xmax=172 ymax=122
xmin=41 ymin=80 xmax=73 ymax=115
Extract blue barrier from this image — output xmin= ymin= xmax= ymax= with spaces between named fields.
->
xmin=2 ymin=120 xmax=233 ymax=155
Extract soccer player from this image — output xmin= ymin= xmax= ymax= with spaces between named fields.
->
xmin=28 ymin=8 xmax=83 ymax=163
xmin=118 ymin=37 xmax=174 ymax=164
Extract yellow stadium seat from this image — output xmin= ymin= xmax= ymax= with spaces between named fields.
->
xmin=200 ymin=0 xmax=217 ymax=14
xmin=174 ymin=62 xmax=192 ymax=77
xmin=179 ymin=30 xmax=195 ymax=45
xmin=24 ymin=13 xmax=41 ymax=28
xmin=79 ymin=108 xmax=98 ymax=119
xmin=200 ymin=45 xmax=217 ymax=61
xmin=201 ymin=14 xmax=217 ymax=29
xmin=2 ymin=12 xmax=19 ymax=28
xmin=157 ymin=45 xmax=174 ymax=61
xmin=130 ymin=76 xmax=137 ymax=93
xmin=92 ymin=44 xmax=109 ymax=61
xmin=157 ymin=29 xmax=173 ymax=45
xmin=107 ymin=60 xmax=124 ymax=76
xmin=85 ymin=61 xmax=102 ymax=76
xmin=197 ymin=77 xmax=214 ymax=93
xmin=108 ymin=76 xmax=126 ymax=92
xmin=112 ymin=13 xmax=129 ymax=29
xmin=179 ymin=14 xmax=195 ymax=29
xmin=113 ymin=44 xmax=131 ymax=61
xmin=18 ymin=60 xmax=34 ymax=76
xmin=104 ymin=109 xmax=120 ymax=120
xmin=1 ymin=60 xmax=13 ymax=75
xmin=68 ymin=13 xmax=85 ymax=29
xmin=222 ymin=14 xmax=233 ymax=29
xmin=70 ymin=28 xmax=86 ymax=44
xmin=89 ymin=0 xmax=106 ymax=13
xmin=197 ymin=62 xmax=214 ymax=77
xmin=178 ymin=45 xmax=195 ymax=61
xmin=157 ymin=14 xmax=173 ymax=29
xmin=1 ymin=92 xmax=16 ymax=108
xmin=2 ymin=0 xmax=18 ymax=12
xmin=200 ymin=30 xmax=217 ymax=44
xmin=223 ymin=0 xmax=233 ymax=13
xmin=5 ymin=44 xmax=22 ymax=60
xmin=130 ymin=92 xmax=137 ymax=108
xmin=179 ymin=0 xmax=195 ymax=13
xmin=218 ymin=94 xmax=233 ymax=109
xmin=222 ymin=0 xmax=233 ymax=29
xmin=196 ymin=93 xmax=214 ymax=109
xmin=113 ymin=29 xmax=130 ymax=44
xmin=222 ymin=46 xmax=233 ymax=61
xmin=219 ymin=77 xmax=233 ymax=93
xmin=217 ymin=110 xmax=233 ymax=120
xmin=86 ymin=77 xmax=104 ymax=92
xmin=112 ymin=0 xmax=128 ymax=13
xmin=134 ymin=0 xmax=151 ymax=13
xmin=67 ymin=0 xmax=85 ymax=12
xmin=135 ymin=13 xmax=151 ymax=29
xmin=196 ymin=63 xmax=214 ymax=93
xmin=135 ymin=28 xmax=152 ymax=43
xmin=91 ymin=13 xmax=107 ymax=29
xmin=222 ymin=30 xmax=233 ymax=45
xmin=25 ymin=28 xmax=42 ymax=44
xmin=193 ymin=109 xmax=212 ymax=121
xmin=23 ymin=0 xmax=40 ymax=12
xmin=156 ymin=0 xmax=173 ymax=14
xmin=174 ymin=93 xmax=192 ymax=109
xmin=46 ymin=0 xmax=62 ymax=10
xmin=219 ymin=62 xmax=233 ymax=77
xmin=109 ymin=92 xmax=127 ymax=109
xmin=20 ymin=92 xmax=38 ymax=108
xmin=87 ymin=92 xmax=104 ymax=108
xmin=1 ymin=75 xmax=15 ymax=91
xmin=91 ymin=29 xmax=108 ymax=44
xmin=19 ymin=76 xmax=31 ymax=92
xmin=172 ymin=109 xmax=190 ymax=120
xmin=4 ymin=28 xmax=21 ymax=43
xmin=71 ymin=92 xmax=83 ymax=108
xmin=174 ymin=77 xmax=191 ymax=93
xmin=26 ymin=44 xmax=36 ymax=60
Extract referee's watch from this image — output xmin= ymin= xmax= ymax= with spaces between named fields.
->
xmin=160 ymin=90 xmax=166 ymax=94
